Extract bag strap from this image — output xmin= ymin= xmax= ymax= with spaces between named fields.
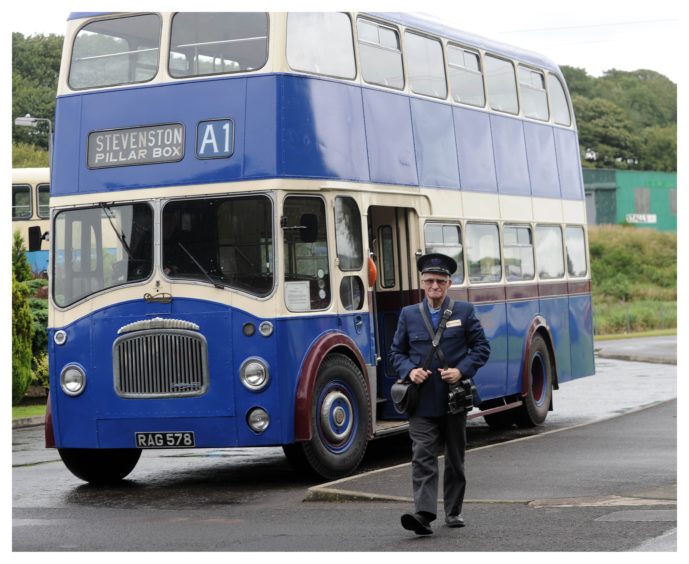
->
xmin=419 ymin=299 xmax=455 ymax=370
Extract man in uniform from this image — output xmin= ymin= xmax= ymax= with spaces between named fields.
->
xmin=390 ymin=252 xmax=490 ymax=535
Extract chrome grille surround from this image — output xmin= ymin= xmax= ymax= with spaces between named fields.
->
xmin=113 ymin=329 xmax=209 ymax=398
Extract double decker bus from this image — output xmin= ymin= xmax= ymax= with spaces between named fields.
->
xmin=12 ymin=167 xmax=50 ymax=274
xmin=47 ymin=12 xmax=594 ymax=483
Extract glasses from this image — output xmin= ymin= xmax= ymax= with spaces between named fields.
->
xmin=422 ymin=278 xmax=450 ymax=286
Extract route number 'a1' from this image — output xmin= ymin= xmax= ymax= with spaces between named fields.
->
xmin=196 ymin=119 xmax=235 ymax=159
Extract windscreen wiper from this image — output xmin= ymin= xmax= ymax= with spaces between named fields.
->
xmin=177 ymin=242 xmax=224 ymax=290
xmin=99 ymin=202 xmax=133 ymax=259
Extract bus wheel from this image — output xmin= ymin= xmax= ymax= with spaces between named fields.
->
xmin=483 ymin=409 xmax=516 ymax=430
xmin=58 ymin=448 xmax=142 ymax=484
xmin=515 ymin=334 xmax=553 ymax=428
xmin=285 ymin=354 xmax=370 ymax=480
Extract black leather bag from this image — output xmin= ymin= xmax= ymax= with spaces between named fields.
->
xmin=391 ymin=377 xmax=419 ymax=415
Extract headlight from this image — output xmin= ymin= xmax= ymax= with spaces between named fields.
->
xmin=240 ymin=358 xmax=269 ymax=391
xmin=60 ymin=364 xmax=86 ymax=396
xmin=247 ymin=407 xmax=270 ymax=433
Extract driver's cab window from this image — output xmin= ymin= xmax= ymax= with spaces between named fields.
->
xmin=283 ymin=196 xmax=330 ymax=311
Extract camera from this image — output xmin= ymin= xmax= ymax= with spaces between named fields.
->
xmin=448 ymin=378 xmax=475 ymax=415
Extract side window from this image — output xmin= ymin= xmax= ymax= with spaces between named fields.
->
xmin=37 ymin=184 xmax=50 ymax=219
xmin=565 ymin=226 xmax=587 ymax=277
xmin=634 ymin=187 xmax=651 ymax=213
xmin=466 ymin=223 xmax=501 ymax=283
xmin=287 ymin=13 xmax=355 ymax=79
xmin=334 ymin=197 xmax=363 ymax=271
xmin=378 ymin=225 xmax=396 ymax=288
xmin=547 ymin=74 xmax=571 ymax=126
xmin=535 ymin=225 xmax=565 ymax=279
xmin=448 ymin=45 xmax=485 ymax=107
xmin=485 ymin=55 xmax=518 ymax=114
xmin=357 ymin=19 xmax=404 ymax=89
xmin=519 ymin=67 xmax=549 ymax=121
xmin=334 ymin=197 xmax=365 ymax=311
xmin=169 ymin=12 xmax=268 ymax=78
xmin=12 ymin=184 xmax=32 ymax=220
xmin=503 ymin=225 xmax=535 ymax=281
xmin=283 ymin=196 xmax=331 ymax=311
xmin=424 ymin=223 xmax=464 ymax=285
xmin=405 ymin=31 xmax=447 ymax=99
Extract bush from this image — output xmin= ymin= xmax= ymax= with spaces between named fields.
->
xmin=12 ymin=273 xmax=34 ymax=405
xmin=32 ymin=353 xmax=49 ymax=389
xmin=12 ymin=231 xmax=32 ymax=282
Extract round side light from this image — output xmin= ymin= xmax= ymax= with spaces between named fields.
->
xmin=54 ymin=330 xmax=67 ymax=346
xmin=60 ymin=364 xmax=86 ymax=397
xmin=247 ymin=408 xmax=270 ymax=434
xmin=258 ymin=321 xmax=274 ymax=337
xmin=240 ymin=358 xmax=270 ymax=391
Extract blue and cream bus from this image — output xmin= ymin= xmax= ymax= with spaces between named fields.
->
xmin=12 ymin=167 xmax=50 ymax=274
xmin=46 ymin=12 xmax=594 ymax=483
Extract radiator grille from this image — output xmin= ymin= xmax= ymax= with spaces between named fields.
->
xmin=113 ymin=329 xmax=208 ymax=398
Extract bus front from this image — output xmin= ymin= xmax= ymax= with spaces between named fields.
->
xmin=48 ymin=12 xmax=373 ymax=483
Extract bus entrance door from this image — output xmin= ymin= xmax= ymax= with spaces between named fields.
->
xmin=368 ymin=206 xmax=420 ymax=420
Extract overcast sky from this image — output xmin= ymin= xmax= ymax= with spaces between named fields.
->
xmin=8 ymin=1 xmax=680 ymax=83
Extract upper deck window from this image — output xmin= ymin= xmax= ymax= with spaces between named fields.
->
xmin=357 ymin=19 xmax=404 ymax=89
xmin=287 ymin=13 xmax=355 ymax=79
xmin=448 ymin=45 xmax=485 ymax=107
xmin=405 ymin=31 xmax=447 ymax=99
xmin=547 ymin=74 xmax=572 ymax=126
xmin=169 ymin=13 xmax=268 ymax=78
xmin=519 ymin=67 xmax=549 ymax=121
xmin=485 ymin=55 xmax=518 ymax=114
xmin=69 ymin=14 xmax=161 ymax=90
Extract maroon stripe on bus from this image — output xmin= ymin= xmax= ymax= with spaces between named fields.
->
xmin=568 ymin=280 xmax=591 ymax=294
xmin=505 ymin=284 xmax=539 ymax=300
xmin=538 ymin=281 xmax=569 ymax=297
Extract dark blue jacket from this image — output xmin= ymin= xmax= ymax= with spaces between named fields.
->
xmin=389 ymin=296 xmax=491 ymax=417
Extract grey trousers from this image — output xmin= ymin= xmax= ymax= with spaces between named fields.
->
xmin=408 ymin=413 xmax=467 ymax=518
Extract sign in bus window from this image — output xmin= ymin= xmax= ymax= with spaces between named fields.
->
xmin=69 ymin=14 xmax=161 ymax=90
xmin=283 ymin=196 xmax=331 ymax=311
xmin=169 ymin=13 xmax=268 ymax=78
xmin=287 ymin=13 xmax=356 ymax=79
xmin=503 ymin=225 xmax=535 ymax=281
xmin=535 ymin=225 xmax=565 ymax=279
xmin=466 ymin=223 xmax=501 ymax=284
xmin=424 ymin=223 xmax=464 ymax=285
xmin=565 ymin=226 xmax=587 ymax=277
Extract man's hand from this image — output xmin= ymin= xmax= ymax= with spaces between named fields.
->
xmin=409 ymin=367 xmax=432 ymax=384
xmin=439 ymin=367 xmax=462 ymax=385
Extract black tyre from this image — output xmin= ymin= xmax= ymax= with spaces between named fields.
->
xmin=483 ymin=409 xmax=517 ymax=430
xmin=283 ymin=353 xmax=370 ymax=480
xmin=58 ymin=448 xmax=142 ymax=484
xmin=515 ymin=334 xmax=553 ymax=428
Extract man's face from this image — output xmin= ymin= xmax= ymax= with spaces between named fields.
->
xmin=421 ymin=274 xmax=451 ymax=302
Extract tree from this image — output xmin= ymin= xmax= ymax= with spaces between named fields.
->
xmin=573 ymin=95 xmax=640 ymax=168
xmin=12 ymin=231 xmax=33 ymax=282
xmin=12 ymin=271 xmax=34 ymax=405
xmin=639 ymin=125 xmax=677 ymax=172
xmin=12 ymin=32 xmax=63 ymax=150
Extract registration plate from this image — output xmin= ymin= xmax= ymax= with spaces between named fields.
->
xmin=135 ymin=431 xmax=195 ymax=448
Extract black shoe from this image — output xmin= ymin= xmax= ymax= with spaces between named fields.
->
xmin=401 ymin=512 xmax=433 ymax=535
xmin=445 ymin=514 xmax=466 ymax=528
